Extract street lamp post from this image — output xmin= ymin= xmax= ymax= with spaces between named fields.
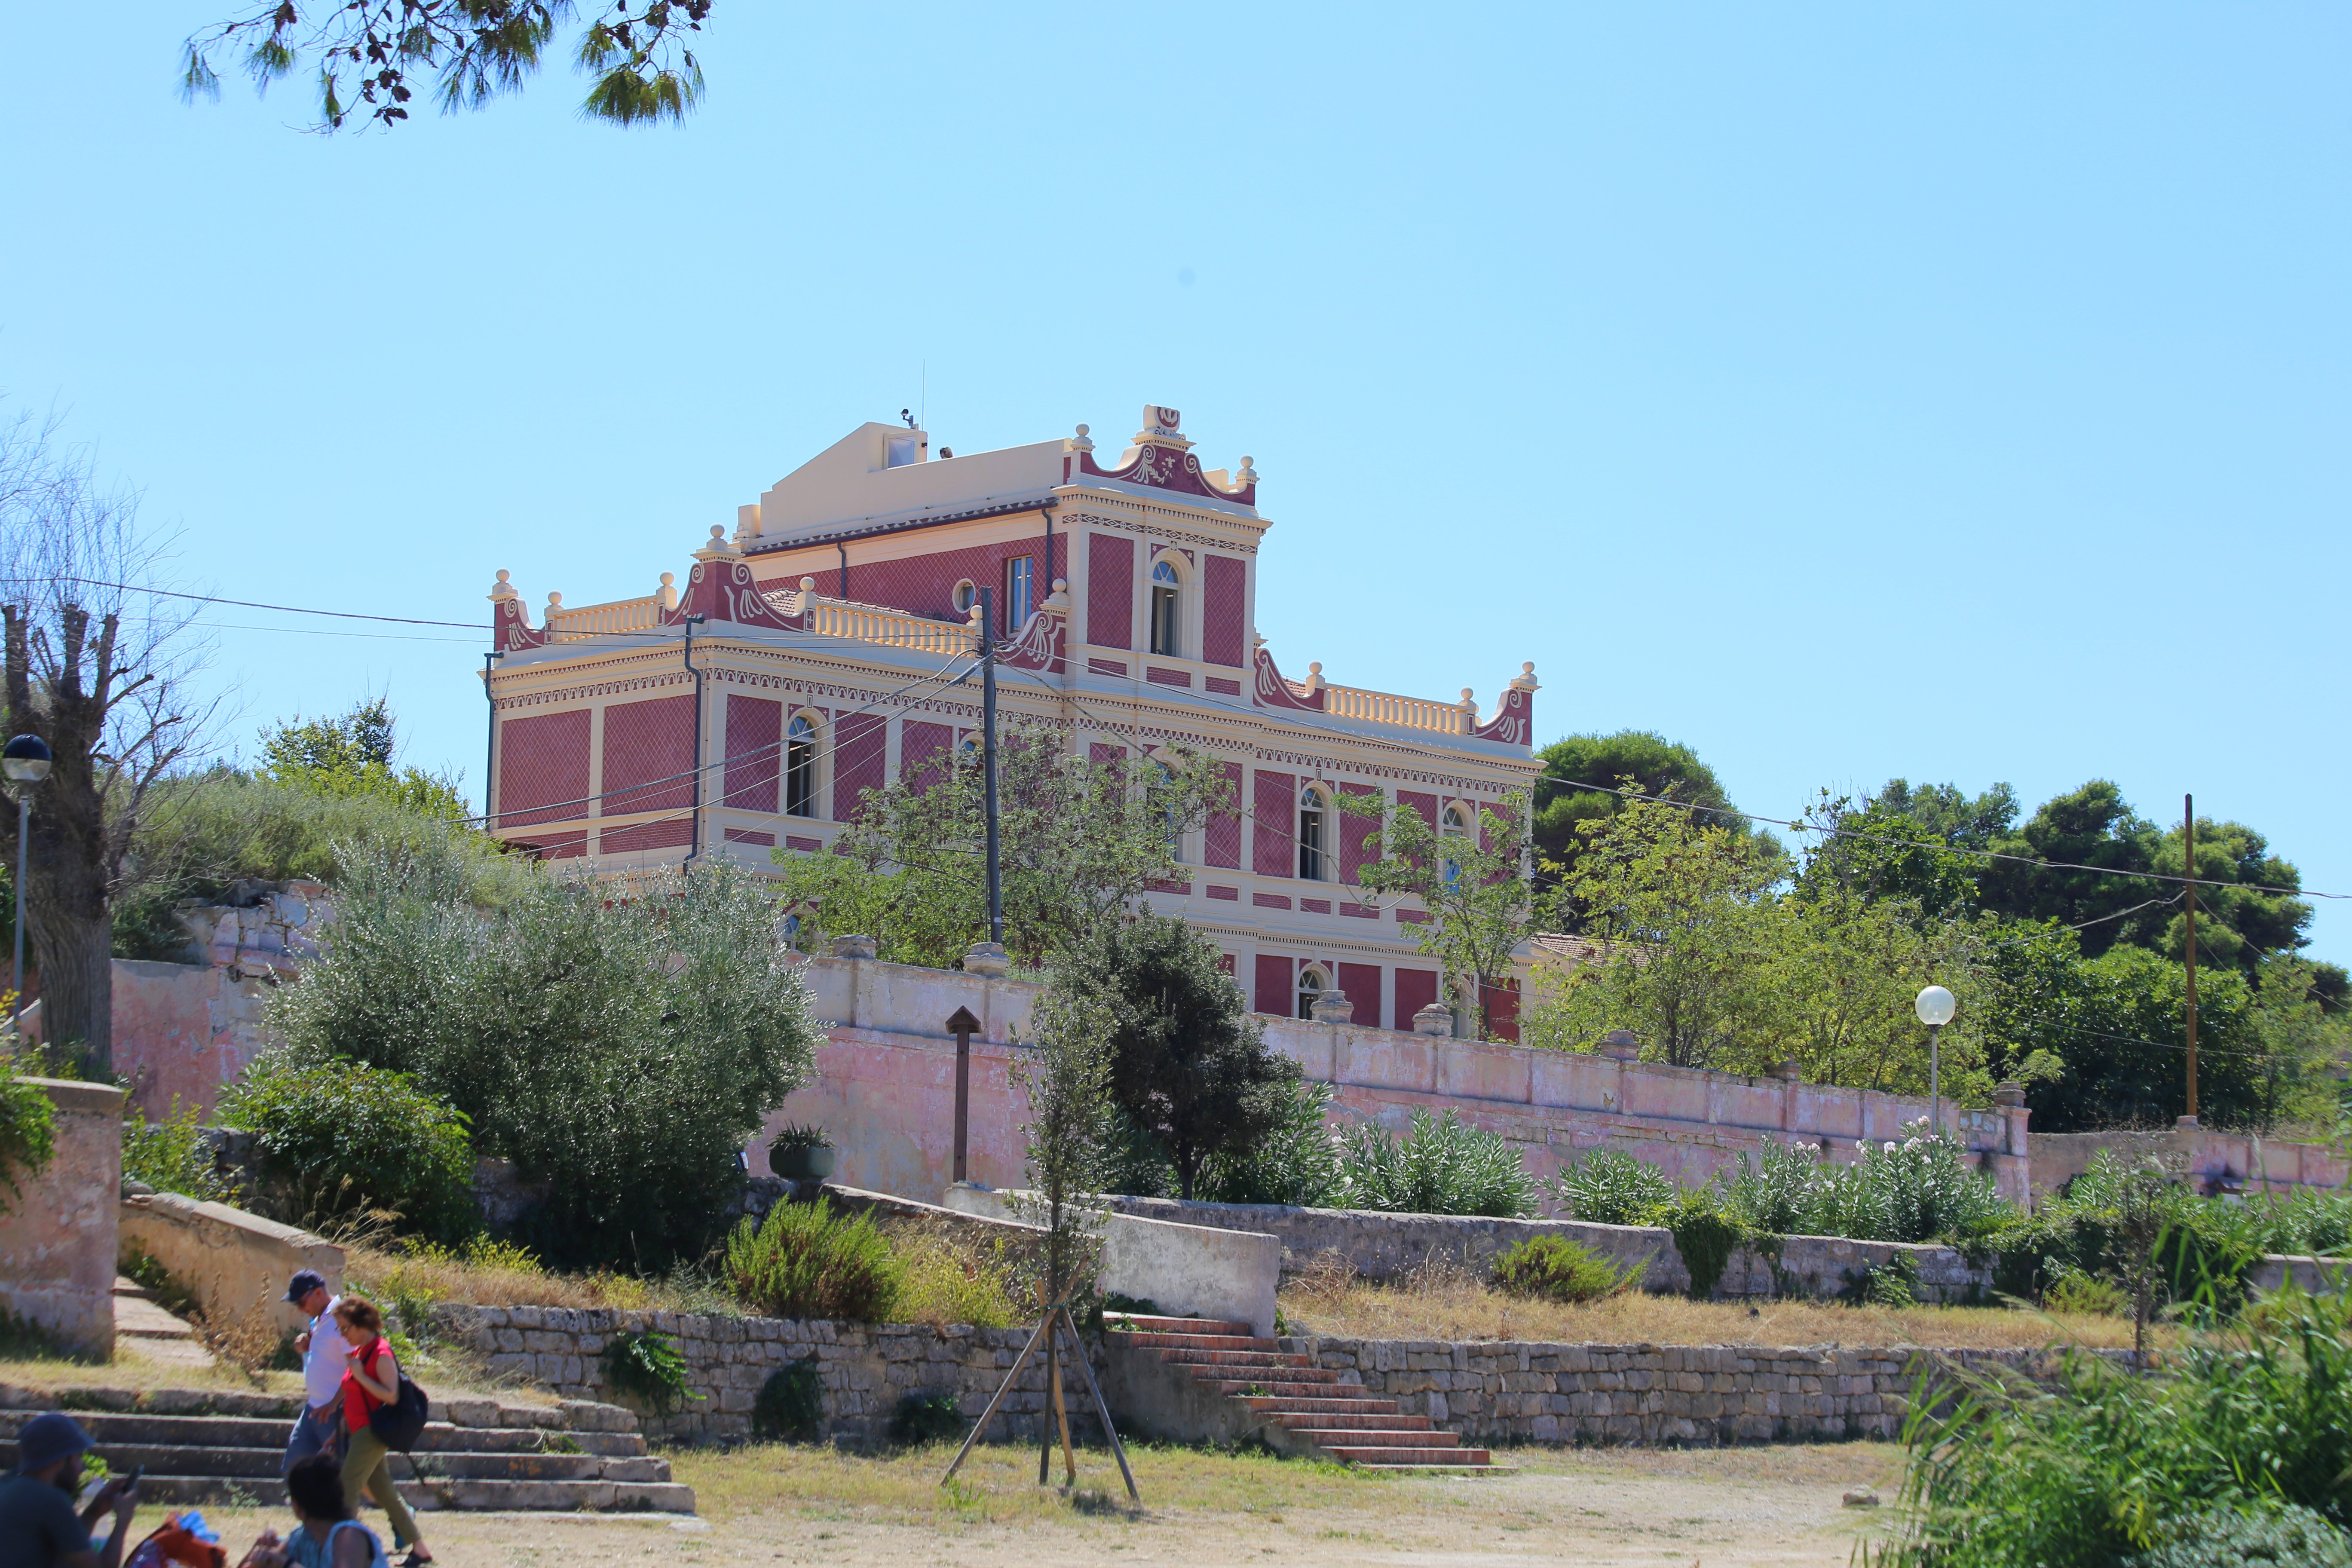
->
xmin=3 ymin=735 xmax=52 ymax=1040
xmin=1915 ymin=984 xmax=1957 ymax=1138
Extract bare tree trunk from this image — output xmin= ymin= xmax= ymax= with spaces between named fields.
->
xmin=33 ymin=909 xmax=112 ymax=1075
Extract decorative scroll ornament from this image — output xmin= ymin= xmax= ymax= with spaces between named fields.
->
xmin=489 ymin=570 xmax=546 ymax=652
xmin=996 ymin=599 xmax=1067 ymax=674
xmin=666 ymin=557 xmax=802 ymax=630
xmin=1471 ymin=663 xmax=1540 ymax=747
xmin=1066 ymin=406 xmax=1257 ymax=505
xmin=1253 ymin=646 xmax=1325 ymax=712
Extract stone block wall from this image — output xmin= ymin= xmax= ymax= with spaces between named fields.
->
xmin=429 ymin=1303 xmax=1102 ymax=1448
xmin=0 ymin=1078 xmax=125 ymax=1357
xmin=1287 ymin=1336 xmax=2084 ymax=1446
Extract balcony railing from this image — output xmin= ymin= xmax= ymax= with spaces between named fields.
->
xmin=546 ymin=595 xmax=661 ymax=640
xmin=1321 ymin=682 xmax=1474 ymax=735
xmin=802 ymin=595 xmax=978 ymax=656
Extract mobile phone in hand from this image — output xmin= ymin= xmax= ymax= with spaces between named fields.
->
xmin=122 ymin=1465 xmax=144 ymax=1487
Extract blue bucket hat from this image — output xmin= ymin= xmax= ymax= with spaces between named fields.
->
xmin=12 ymin=1412 xmax=94 ymax=1475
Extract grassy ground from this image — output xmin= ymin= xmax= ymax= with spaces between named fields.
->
xmin=1279 ymin=1262 xmax=2161 ymax=1351
xmin=167 ymin=1439 xmax=1905 ymax=1567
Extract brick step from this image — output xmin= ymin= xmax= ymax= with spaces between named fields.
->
xmin=126 ymin=1474 xmax=696 ymax=1513
xmin=1260 ymin=1410 xmax=1435 ymax=1432
xmin=1109 ymin=1332 xmax=1275 ymax=1353
xmin=1314 ymin=1445 xmax=1494 ymax=1466
xmin=1203 ymin=1378 xmax=1360 ymax=1399
xmin=1355 ymin=1463 xmax=1517 ymax=1476
xmin=1284 ymin=1427 xmax=1461 ymax=1449
xmin=1108 ymin=1315 xmax=1253 ymax=1337
xmin=1158 ymin=1348 xmax=1317 ymax=1370
xmin=1238 ymin=1394 xmax=1406 ymax=1418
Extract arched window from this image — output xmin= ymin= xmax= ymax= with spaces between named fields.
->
xmin=952 ymin=579 xmax=977 ymax=615
xmin=1440 ymin=804 xmax=1469 ymax=886
xmin=1298 ymin=787 xmax=1328 ymax=881
xmin=785 ymin=715 xmax=818 ymax=817
xmin=1296 ymin=965 xmax=1328 ymax=1021
xmin=1149 ymin=558 xmax=1181 ymax=657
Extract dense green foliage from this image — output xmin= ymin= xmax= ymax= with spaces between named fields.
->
xmin=1872 ymin=1285 xmax=2352 ymax=1566
xmin=2124 ymin=1504 xmax=2352 ymax=1568
xmin=1016 ymin=971 xmax=1118 ymax=1299
xmin=1489 ymin=1234 xmax=1637 ymax=1302
xmin=776 ymin=719 xmax=1230 ymax=969
xmin=1724 ymin=1123 xmax=2012 ymax=1245
xmin=1532 ymin=731 xmax=1751 ymax=899
xmin=120 ymin=1096 xmax=237 ymax=1203
xmin=1544 ymin=1148 xmax=1677 ymax=1227
xmin=269 ymin=842 xmax=818 ymax=1267
xmin=0 ymin=1062 xmax=56 ymax=1216
xmin=599 ymin=1329 xmax=699 ymax=1416
xmin=1196 ymin=1078 xmax=1350 ymax=1207
xmin=218 ymin=1051 xmax=478 ymax=1241
xmin=753 ymin=1360 xmax=824 ymax=1442
xmin=1341 ymin=1109 xmax=1539 ymax=1219
xmin=1061 ymin=913 xmax=1296 ymax=1200
xmin=723 ymin=1199 xmax=903 ymax=1322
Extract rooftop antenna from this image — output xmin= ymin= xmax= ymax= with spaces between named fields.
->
xmin=921 ymin=359 xmax=927 ymax=435
xmin=900 ymin=408 xmax=915 ymax=429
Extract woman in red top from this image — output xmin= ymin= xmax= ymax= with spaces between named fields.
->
xmin=330 ymin=1298 xmax=430 ymax=1568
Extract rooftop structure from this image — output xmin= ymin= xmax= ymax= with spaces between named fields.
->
xmin=484 ymin=405 xmax=1541 ymax=1037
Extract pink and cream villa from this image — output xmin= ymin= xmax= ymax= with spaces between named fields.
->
xmin=484 ymin=405 xmax=1544 ymax=1038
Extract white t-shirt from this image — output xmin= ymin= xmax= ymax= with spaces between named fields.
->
xmin=303 ymin=1294 xmax=353 ymax=1411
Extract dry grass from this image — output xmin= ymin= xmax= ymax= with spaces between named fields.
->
xmin=1279 ymin=1257 xmax=2168 ymax=1352
xmin=343 ymin=1240 xmax=733 ymax=1315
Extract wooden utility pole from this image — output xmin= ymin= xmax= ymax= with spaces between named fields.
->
xmin=945 ymin=1006 xmax=980 ymax=1184
xmin=2182 ymin=793 xmax=2199 ymax=1127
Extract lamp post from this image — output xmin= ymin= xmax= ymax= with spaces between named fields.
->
xmin=1915 ymin=984 xmax=1957 ymax=1139
xmin=3 ymin=735 xmax=52 ymax=1039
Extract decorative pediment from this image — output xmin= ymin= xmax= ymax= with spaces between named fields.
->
xmin=1253 ymin=647 xmax=1324 ymax=712
xmin=489 ymin=571 xmax=546 ymax=652
xmin=1472 ymin=665 xmax=1539 ymax=746
xmin=1066 ymin=406 xmax=1257 ymax=505
xmin=667 ymin=558 xmax=802 ymax=631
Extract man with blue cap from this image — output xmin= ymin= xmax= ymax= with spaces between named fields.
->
xmin=281 ymin=1270 xmax=349 ymax=1476
xmin=0 ymin=1410 xmax=140 ymax=1568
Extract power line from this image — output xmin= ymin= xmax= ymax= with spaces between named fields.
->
xmin=51 ymin=578 xmax=484 ymax=629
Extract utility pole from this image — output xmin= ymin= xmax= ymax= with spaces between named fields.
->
xmin=2182 ymin=793 xmax=2199 ymax=1128
xmin=978 ymin=587 xmax=1002 ymax=945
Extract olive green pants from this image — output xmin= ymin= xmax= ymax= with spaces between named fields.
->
xmin=340 ymin=1424 xmax=421 ymax=1552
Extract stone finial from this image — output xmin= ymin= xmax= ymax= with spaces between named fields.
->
xmin=1068 ymin=423 xmax=1095 ymax=454
xmin=1599 ymin=1028 xmax=1640 ymax=1062
xmin=967 ymin=601 xmax=986 ymax=630
xmin=963 ymin=942 xmax=1010 ymax=979
xmin=830 ymin=934 xmax=877 ymax=960
xmin=1412 ymin=1002 xmax=1455 ymax=1038
xmin=1044 ymin=577 xmax=1072 ymax=614
xmin=1993 ymin=1081 xmax=2027 ymax=1108
xmin=655 ymin=571 xmax=678 ymax=612
xmin=1309 ymin=990 xmax=1354 ymax=1025
xmin=1304 ymin=661 xmax=1324 ymax=694
xmin=489 ymin=569 xmax=518 ymax=602
xmin=545 ymin=590 xmax=564 ymax=616
xmin=693 ymin=524 xmax=739 ymax=563
xmin=1135 ymin=405 xmax=1191 ymax=449
xmin=1235 ymin=455 xmax=1259 ymax=485
xmin=1511 ymin=661 xmax=1540 ymax=692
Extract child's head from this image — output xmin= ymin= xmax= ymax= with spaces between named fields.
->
xmin=285 ymin=1453 xmax=351 ymax=1523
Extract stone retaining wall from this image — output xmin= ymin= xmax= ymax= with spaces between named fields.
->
xmin=429 ymin=1303 xmax=1102 ymax=1448
xmin=1286 ymin=1336 xmax=2086 ymax=1446
xmin=0 ymin=1078 xmax=125 ymax=1357
xmin=1087 ymin=1195 xmax=1993 ymax=1305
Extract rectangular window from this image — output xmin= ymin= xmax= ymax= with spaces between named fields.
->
xmin=886 ymin=436 xmax=920 ymax=468
xmin=1004 ymin=557 xmax=1033 ymax=634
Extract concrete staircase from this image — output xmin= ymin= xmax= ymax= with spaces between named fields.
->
xmin=0 ymin=1388 xmax=693 ymax=1514
xmin=1100 ymin=1315 xmax=1500 ymax=1472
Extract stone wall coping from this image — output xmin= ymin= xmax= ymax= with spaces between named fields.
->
xmin=128 ymin=1190 xmax=339 ymax=1254
xmin=20 ymin=1076 xmax=126 ymax=1117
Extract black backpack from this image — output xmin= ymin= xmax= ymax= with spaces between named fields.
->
xmin=369 ymin=1372 xmax=430 ymax=1452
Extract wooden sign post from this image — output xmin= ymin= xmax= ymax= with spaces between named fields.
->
xmin=945 ymin=1006 xmax=980 ymax=1184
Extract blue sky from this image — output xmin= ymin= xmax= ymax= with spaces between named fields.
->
xmin=2 ymin=5 xmax=2346 ymax=955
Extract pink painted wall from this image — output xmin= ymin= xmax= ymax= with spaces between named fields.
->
xmin=1200 ymin=554 xmax=1247 ymax=668
xmin=1086 ymin=533 xmax=1134 ymax=649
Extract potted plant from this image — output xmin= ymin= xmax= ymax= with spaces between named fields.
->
xmin=769 ymin=1124 xmax=836 ymax=1181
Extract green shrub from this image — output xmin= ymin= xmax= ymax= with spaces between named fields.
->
xmin=0 ymin=1066 xmax=55 ymax=1216
xmin=1490 ymin=1234 xmax=1638 ymax=1303
xmin=1544 ymin=1148 xmax=1676 ymax=1227
xmin=2124 ymin=1504 xmax=2352 ymax=1568
xmin=752 ymin=1360 xmax=823 ymax=1441
xmin=1852 ymin=1253 xmax=1920 ymax=1308
xmin=269 ymin=849 xmax=819 ymax=1269
xmin=600 ymin=1329 xmax=700 ymax=1416
xmin=725 ymin=1198 xmax=904 ymax=1321
xmin=2041 ymin=1266 xmax=2127 ymax=1317
xmin=1654 ymin=1188 xmax=1747 ymax=1299
xmin=1876 ymin=1283 xmax=2352 ymax=1566
xmin=217 ymin=1050 xmax=477 ymax=1242
xmin=888 ymin=1392 xmax=967 ymax=1447
xmin=1198 ymin=1078 xmax=1350 ymax=1207
xmin=120 ymin=1097 xmax=236 ymax=1203
xmin=1812 ymin=1122 xmax=2014 ymax=1244
xmin=1342 ymin=1109 xmax=1537 ymax=1218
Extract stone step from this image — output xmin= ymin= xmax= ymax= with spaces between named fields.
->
xmin=1285 ymin=1427 xmax=1461 ymax=1449
xmin=1314 ymin=1444 xmax=1494 ymax=1466
xmin=4 ymin=1442 xmax=617 ymax=1485
xmin=1261 ymin=1409 xmax=1435 ymax=1432
xmin=1239 ymin=1394 xmax=1406 ymax=1418
xmin=1355 ymin=1462 xmax=1518 ymax=1476
xmin=1157 ymin=1348 xmax=1316 ymax=1370
xmin=0 ymin=1412 xmax=637 ymax=1459
xmin=1202 ymin=1377 xmax=1363 ymax=1399
xmin=1109 ymin=1315 xmax=1253 ymax=1337
xmin=1109 ymin=1332 xmax=1274 ymax=1353
xmin=126 ymin=1474 xmax=696 ymax=1514
xmin=112 ymin=1277 xmax=158 ymax=1302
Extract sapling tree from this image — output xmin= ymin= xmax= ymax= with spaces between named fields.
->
xmin=1013 ymin=978 xmax=1116 ymax=1305
xmin=1355 ymin=787 xmax=1539 ymax=1039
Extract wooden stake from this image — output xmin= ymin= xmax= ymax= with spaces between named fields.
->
xmin=1050 ymin=1320 xmax=1077 ymax=1486
xmin=940 ymin=1311 xmax=1053 ymax=1486
xmin=1059 ymin=1307 xmax=1140 ymax=1504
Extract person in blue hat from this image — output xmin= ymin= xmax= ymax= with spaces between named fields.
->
xmin=280 ymin=1270 xmax=349 ymax=1477
xmin=0 ymin=1411 xmax=141 ymax=1568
